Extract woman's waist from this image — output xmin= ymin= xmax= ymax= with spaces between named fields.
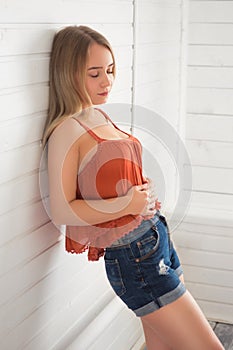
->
xmin=109 ymin=211 xmax=161 ymax=247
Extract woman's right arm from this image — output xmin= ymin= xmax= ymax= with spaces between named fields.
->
xmin=48 ymin=118 xmax=156 ymax=226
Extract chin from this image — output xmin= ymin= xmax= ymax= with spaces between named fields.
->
xmin=94 ymin=98 xmax=108 ymax=105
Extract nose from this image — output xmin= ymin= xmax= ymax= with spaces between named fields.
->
xmin=100 ymin=73 xmax=112 ymax=88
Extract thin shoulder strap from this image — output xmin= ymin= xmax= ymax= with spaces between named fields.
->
xmin=73 ymin=117 xmax=102 ymax=143
xmin=95 ymin=108 xmax=131 ymax=138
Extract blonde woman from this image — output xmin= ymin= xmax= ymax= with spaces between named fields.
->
xmin=42 ymin=26 xmax=224 ymax=350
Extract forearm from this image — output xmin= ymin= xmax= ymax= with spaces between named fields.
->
xmin=52 ymin=194 xmax=132 ymax=226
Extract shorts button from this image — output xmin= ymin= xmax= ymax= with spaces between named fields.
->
xmin=135 ymin=258 xmax=140 ymax=263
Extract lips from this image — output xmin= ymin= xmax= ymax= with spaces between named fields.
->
xmin=98 ymin=91 xmax=109 ymax=96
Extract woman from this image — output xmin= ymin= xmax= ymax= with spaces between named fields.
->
xmin=42 ymin=25 xmax=224 ymax=350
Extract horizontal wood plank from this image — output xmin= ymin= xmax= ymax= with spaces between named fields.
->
xmin=0 ymin=85 xmax=49 ymax=121
xmin=0 ymin=56 xmax=48 ymax=89
xmin=88 ymin=306 xmax=142 ymax=350
xmin=187 ymin=87 xmax=233 ymax=115
xmin=189 ymin=1 xmax=233 ymax=23
xmin=0 ymin=143 xmax=41 ymax=183
xmin=135 ymin=59 xmax=179 ymax=85
xmin=0 ymin=222 xmax=61 ymax=276
xmin=0 ymin=172 xmax=41 ymax=215
xmin=175 ymin=230 xmax=233 ymax=254
xmin=188 ymin=66 xmax=233 ymax=89
xmin=189 ymin=23 xmax=233 ymax=45
xmin=0 ymin=114 xmax=45 ymax=152
xmin=0 ymin=1 xmax=133 ymax=24
xmin=186 ymin=282 xmax=233 ymax=305
xmin=137 ymin=1 xmax=181 ymax=24
xmin=188 ymin=45 xmax=233 ymax=67
xmin=1 ymin=265 xmax=112 ymax=349
xmin=181 ymin=265 xmax=233 ymax=289
xmin=0 ymin=200 xmax=49 ymax=246
xmin=186 ymin=139 xmax=233 ymax=168
xmin=175 ymin=220 xmax=233 ymax=238
xmin=177 ymin=247 xmax=233 ymax=272
xmin=187 ymin=282 xmax=233 ymax=305
xmin=186 ymin=114 xmax=233 ymax=143
xmin=185 ymin=165 xmax=233 ymax=194
xmin=136 ymin=42 xmax=180 ymax=65
xmin=137 ymin=23 xmax=181 ymax=44
xmin=197 ymin=299 xmax=233 ymax=324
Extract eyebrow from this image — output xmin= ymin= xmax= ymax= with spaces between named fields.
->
xmin=87 ymin=63 xmax=114 ymax=71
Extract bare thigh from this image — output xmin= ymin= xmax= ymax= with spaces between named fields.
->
xmin=140 ymin=290 xmax=224 ymax=350
xmin=141 ymin=319 xmax=172 ymax=350
xmin=141 ymin=274 xmax=185 ymax=350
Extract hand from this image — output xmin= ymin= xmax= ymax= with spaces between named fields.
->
xmin=126 ymin=183 xmax=157 ymax=216
xmin=141 ymin=178 xmax=162 ymax=214
xmin=155 ymin=198 xmax=161 ymax=210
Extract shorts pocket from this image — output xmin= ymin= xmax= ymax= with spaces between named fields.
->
xmin=105 ymin=259 xmax=126 ymax=296
xmin=135 ymin=226 xmax=160 ymax=262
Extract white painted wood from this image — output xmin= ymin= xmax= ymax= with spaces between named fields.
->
xmin=186 ymin=140 xmax=233 ymax=168
xmin=185 ymin=165 xmax=233 ymax=194
xmin=181 ymin=0 xmax=233 ymax=325
xmin=136 ymin=60 xmax=180 ymax=85
xmin=189 ymin=23 xmax=233 ymax=45
xmin=199 ymin=300 xmax=233 ymax=324
xmin=0 ymin=1 xmax=146 ymax=349
xmin=137 ymin=1 xmax=181 ymax=24
xmin=66 ymin=298 xmax=133 ymax=350
xmin=187 ymin=87 xmax=233 ymax=115
xmin=0 ymin=143 xmax=42 ymax=183
xmin=0 ymin=173 xmax=40 ymax=215
xmin=186 ymin=282 xmax=233 ymax=312
xmin=177 ymin=247 xmax=232 ymax=272
xmin=0 ymin=1 xmax=133 ymax=24
xmin=186 ymin=114 xmax=233 ymax=143
xmin=188 ymin=45 xmax=233 ymax=67
xmin=0 ymin=56 xmax=49 ymax=89
xmin=188 ymin=192 xmax=233 ymax=216
xmin=136 ymin=42 xmax=180 ymax=65
xmin=137 ymin=23 xmax=181 ymax=44
xmin=175 ymin=230 xmax=233 ymax=254
xmin=0 ymin=85 xmax=49 ymax=121
xmin=188 ymin=66 xmax=233 ymax=89
xmin=0 ymin=201 xmax=49 ymax=247
xmin=189 ymin=1 xmax=233 ymax=23
xmin=182 ymin=265 xmax=233 ymax=289
xmin=0 ymin=113 xmax=45 ymax=152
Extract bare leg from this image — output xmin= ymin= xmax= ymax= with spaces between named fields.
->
xmin=141 ymin=274 xmax=185 ymax=350
xmin=140 ymin=290 xmax=224 ymax=350
xmin=141 ymin=318 xmax=172 ymax=350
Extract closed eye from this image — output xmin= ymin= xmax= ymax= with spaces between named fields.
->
xmin=90 ymin=73 xmax=99 ymax=78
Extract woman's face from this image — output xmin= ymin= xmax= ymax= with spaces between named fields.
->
xmin=84 ymin=43 xmax=114 ymax=105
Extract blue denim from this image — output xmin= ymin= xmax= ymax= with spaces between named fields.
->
xmin=104 ymin=215 xmax=186 ymax=317
xmin=110 ymin=211 xmax=161 ymax=247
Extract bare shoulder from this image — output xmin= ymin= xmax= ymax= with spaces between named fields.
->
xmin=49 ymin=116 xmax=85 ymax=150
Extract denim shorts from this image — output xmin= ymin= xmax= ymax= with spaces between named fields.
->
xmin=104 ymin=216 xmax=186 ymax=317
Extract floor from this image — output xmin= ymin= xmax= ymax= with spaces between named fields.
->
xmin=209 ymin=321 xmax=233 ymax=350
xmin=143 ymin=321 xmax=233 ymax=350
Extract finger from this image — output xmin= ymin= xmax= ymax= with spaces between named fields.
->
xmin=137 ymin=183 xmax=148 ymax=191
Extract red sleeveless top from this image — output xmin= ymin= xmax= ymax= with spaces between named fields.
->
xmin=65 ymin=109 xmax=152 ymax=260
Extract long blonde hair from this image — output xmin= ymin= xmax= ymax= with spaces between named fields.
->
xmin=42 ymin=25 xmax=115 ymax=147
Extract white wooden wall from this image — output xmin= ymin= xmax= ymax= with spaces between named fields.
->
xmin=174 ymin=0 xmax=233 ymax=324
xmin=0 ymin=1 xmax=184 ymax=350
xmin=134 ymin=0 xmax=183 ymax=127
